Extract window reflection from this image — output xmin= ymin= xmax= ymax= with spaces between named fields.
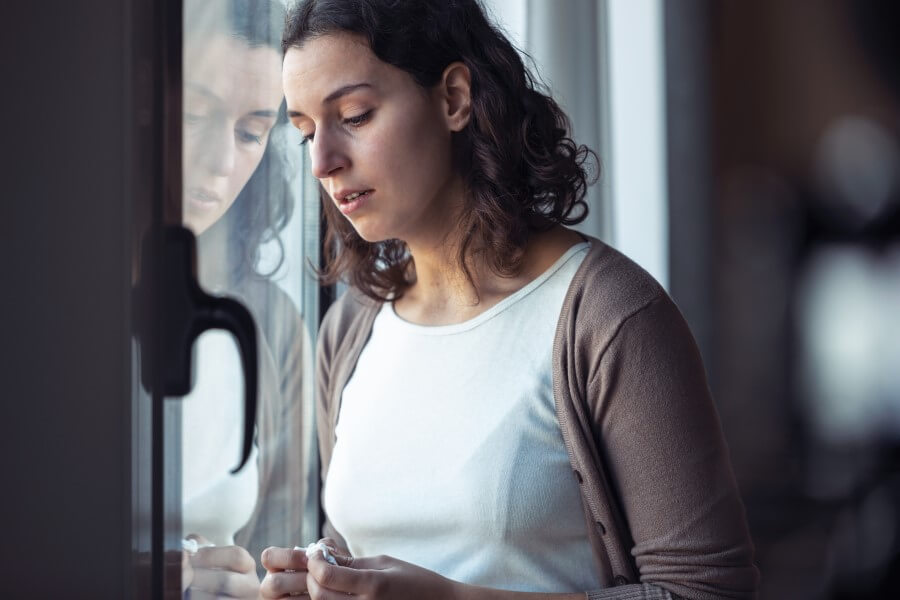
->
xmin=176 ymin=0 xmax=314 ymax=595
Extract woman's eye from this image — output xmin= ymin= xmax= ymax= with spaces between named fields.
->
xmin=236 ymin=129 xmax=263 ymax=145
xmin=343 ymin=110 xmax=372 ymax=127
xmin=296 ymin=111 xmax=370 ymax=147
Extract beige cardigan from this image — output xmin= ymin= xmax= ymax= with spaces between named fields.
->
xmin=315 ymin=238 xmax=759 ymax=600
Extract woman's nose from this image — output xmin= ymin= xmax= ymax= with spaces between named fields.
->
xmin=309 ymin=130 xmax=349 ymax=180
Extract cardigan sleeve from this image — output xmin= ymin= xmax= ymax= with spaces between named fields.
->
xmin=316 ymin=297 xmax=340 ymax=542
xmin=589 ymin=293 xmax=758 ymax=600
xmin=314 ymin=292 xmax=361 ymax=553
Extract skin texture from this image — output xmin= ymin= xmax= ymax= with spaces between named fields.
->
xmin=183 ymin=35 xmax=283 ymax=235
xmin=277 ymin=33 xmax=586 ymax=600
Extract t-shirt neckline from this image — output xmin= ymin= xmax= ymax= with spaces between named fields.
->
xmin=385 ymin=241 xmax=590 ymax=336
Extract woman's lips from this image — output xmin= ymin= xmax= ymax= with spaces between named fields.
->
xmin=186 ymin=187 xmax=223 ymax=212
xmin=338 ymin=190 xmax=373 ymax=215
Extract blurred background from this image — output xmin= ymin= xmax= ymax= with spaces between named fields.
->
xmin=484 ymin=0 xmax=900 ymax=597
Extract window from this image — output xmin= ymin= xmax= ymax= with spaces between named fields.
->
xmin=170 ymin=0 xmax=320 ymax=590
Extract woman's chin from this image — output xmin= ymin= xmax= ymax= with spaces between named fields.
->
xmin=347 ymin=219 xmax=396 ymax=244
xmin=182 ymin=215 xmax=210 ymax=236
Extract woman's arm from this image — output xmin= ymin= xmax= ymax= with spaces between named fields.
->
xmin=307 ymin=552 xmax=684 ymax=599
xmin=586 ymin=293 xmax=759 ymax=599
xmin=262 ymin=544 xmax=678 ymax=600
xmin=264 ymin=549 xmax=585 ymax=600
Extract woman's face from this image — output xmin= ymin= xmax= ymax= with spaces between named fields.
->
xmin=282 ymin=33 xmax=459 ymax=244
xmin=182 ymin=35 xmax=284 ymax=235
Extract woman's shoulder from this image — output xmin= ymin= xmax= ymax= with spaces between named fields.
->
xmin=568 ymin=236 xmax=667 ymax=320
xmin=319 ymin=286 xmax=382 ymax=350
xmin=561 ymin=236 xmax=698 ymax=360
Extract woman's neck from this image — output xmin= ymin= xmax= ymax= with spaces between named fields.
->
xmin=404 ymin=233 xmax=481 ymax=310
xmin=397 ymin=223 xmax=584 ymax=326
xmin=397 ymin=176 xmax=480 ymax=306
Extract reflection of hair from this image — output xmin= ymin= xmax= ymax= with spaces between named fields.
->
xmin=283 ymin=0 xmax=598 ymax=301
xmin=225 ymin=0 xmax=285 ymax=49
xmin=196 ymin=0 xmax=294 ymax=283
xmin=225 ymin=115 xmax=293 ymax=283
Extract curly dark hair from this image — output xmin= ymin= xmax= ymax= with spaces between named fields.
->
xmin=282 ymin=0 xmax=598 ymax=301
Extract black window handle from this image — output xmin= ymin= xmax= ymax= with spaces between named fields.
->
xmin=136 ymin=225 xmax=258 ymax=474
xmin=190 ymin=295 xmax=258 ymax=475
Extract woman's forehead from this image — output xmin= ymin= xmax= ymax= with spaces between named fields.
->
xmin=282 ymin=33 xmax=395 ymax=106
xmin=185 ymin=36 xmax=283 ymax=112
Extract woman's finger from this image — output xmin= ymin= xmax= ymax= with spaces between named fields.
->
xmin=260 ymin=569 xmax=309 ymax=598
xmin=191 ymin=545 xmax=256 ymax=573
xmin=261 ymin=545 xmax=309 ymax=573
xmin=328 ymin=554 xmax=389 ymax=570
xmin=316 ymin=538 xmax=351 ymax=559
xmin=183 ymin=533 xmax=216 ymax=555
xmin=185 ymin=532 xmax=212 ymax=545
xmin=190 ymin=588 xmax=256 ymax=600
xmin=190 ymin=567 xmax=259 ymax=598
xmin=307 ymin=554 xmax=374 ymax=596
xmin=307 ymin=572 xmax=359 ymax=599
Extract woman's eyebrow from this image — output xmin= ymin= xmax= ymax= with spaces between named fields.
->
xmin=246 ymin=110 xmax=278 ymax=119
xmin=287 ymin=82 xmax=373 ymax=118
xmin=185 ymin=82 xmax=219 ymax=101
xmin=185 ymin=83 xmax=277 ymax=118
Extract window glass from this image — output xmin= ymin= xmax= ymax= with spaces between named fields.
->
xmin=172 ymin=0 xmax=319 ymax=593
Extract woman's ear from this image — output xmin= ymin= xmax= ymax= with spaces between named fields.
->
xmin=439 ymin=61 xmax=472 ymax=132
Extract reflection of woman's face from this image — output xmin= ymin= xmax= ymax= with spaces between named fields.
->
xmin=283 ymin=33 xmax=457 ymax=244
xmin=183 ymin=36 xmax=283 ymax=235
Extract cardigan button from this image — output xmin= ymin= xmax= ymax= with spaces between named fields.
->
xmin=596 ymin=520 xmax=606 ymax=535
xmin=573 ymin=469 xmax=583 ymax=484
xmin=613 ymin=575 xmax=630 ymax=585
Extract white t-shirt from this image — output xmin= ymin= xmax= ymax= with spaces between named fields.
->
xmin=325 ymin=242 xmax=603 ymax=592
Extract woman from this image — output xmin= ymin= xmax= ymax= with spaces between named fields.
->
xmin=262 ymin=1 xmax=759 ymax=598
xmin=179 ymin=0 xmax=312 ymax=597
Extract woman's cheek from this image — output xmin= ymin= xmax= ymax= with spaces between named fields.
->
xmin=229 ymin=145 xmax=266 ymax=199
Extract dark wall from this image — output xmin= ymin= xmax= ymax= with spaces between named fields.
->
xmin=0 ymin=1 xmax=131 ymax=596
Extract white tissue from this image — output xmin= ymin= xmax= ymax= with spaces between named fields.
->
xmin=181 ymin=538 xmax=215 ymax=554
xmin=296 ymin=542 xmax=339 ymax=565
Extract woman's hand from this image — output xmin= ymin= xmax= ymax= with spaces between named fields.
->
xmin=260 ymin=537 xmax=351 ymax=598
xmin=306 ymin=551 xmax=459 ymax=600
xmin=259 ymin=545 xmax=311 ymax=598
xmin=182 ymin=534 xmax=260 ymax=599
xmin=261 ymin=539 xmax=585 ymax=600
